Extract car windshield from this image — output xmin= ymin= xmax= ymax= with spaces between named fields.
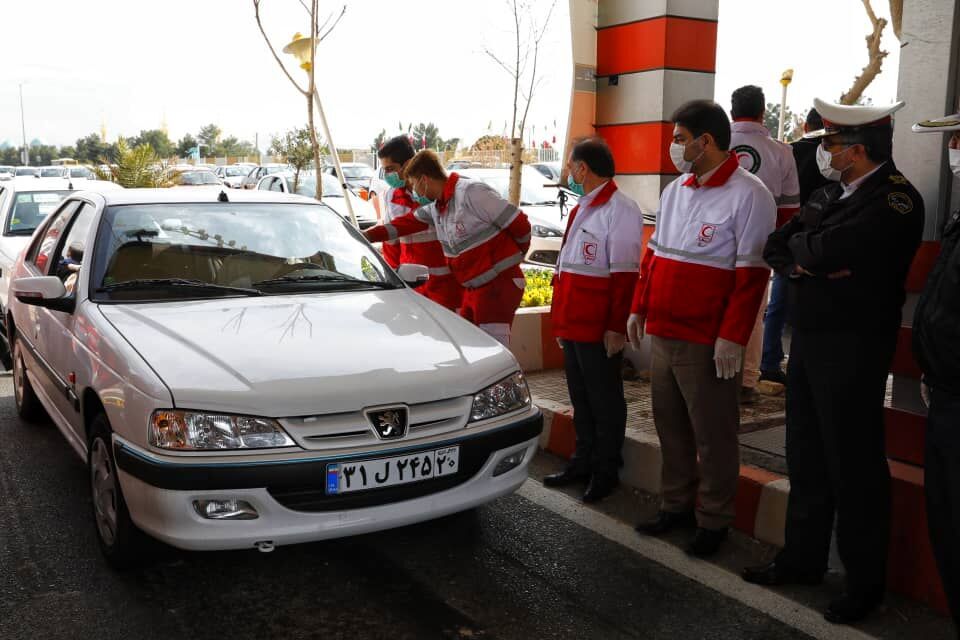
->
xmin=7 ymin=191 xmax=70 ymax=235
xmin=69 ymin=167 xmax=94 ymax=178
xmin=92 ymin=202 xmax=398 ymax=301
xmin=293 ymin=174 xmax=342 ymax=198
xmin=15 ymin=168 xmax=38 ymax=176
xmin=467 ymin=172 xmax=565 ymax=206
xmin=179 ymin=171 xmax=220 ymax=185
xmin=341 ymin=166 xmax=373 ymax=179
xmin=265 ymin=166 xmax=287 ymax=175
xmin=224 ymin=166 xmax=247 ymax=177
xmin=40 ymin=168 xmax=63 ymax=177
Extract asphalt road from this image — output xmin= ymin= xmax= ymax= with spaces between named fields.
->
xmin=0 ymin=374 xmax=814 ymax=640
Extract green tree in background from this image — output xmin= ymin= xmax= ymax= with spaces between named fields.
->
xmin=763 ymin=102 xmax=796 ymax=140
xmin=94 ymin=139 xmax=178 ymax=187
xmin=127 ymin=129 xmax=174 ymax=158
xmin=270 ymin=126 xmax=316 ymax=192
xmin=176 ymin=134 xmax=198 ymax=157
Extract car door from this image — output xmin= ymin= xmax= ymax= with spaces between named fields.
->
xmin=13 ymin=200 xmax=80 ymax=416
xmin=35 ymin=200 xmax=98 ymax=435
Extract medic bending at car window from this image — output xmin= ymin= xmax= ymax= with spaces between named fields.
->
xmin=363 ymin=150 xmax=531 ymax=346
xmin=376 ymin=136 xmax=463 ymax=311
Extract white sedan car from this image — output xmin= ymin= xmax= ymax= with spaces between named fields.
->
xmin=6 ymin=187 xmax=540 ymax=566
xmin=257 ymin=171 xmax=379 ymax=229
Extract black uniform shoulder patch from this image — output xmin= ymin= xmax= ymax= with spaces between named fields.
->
xmin=888 ymin=192 xmax=914 ymax=214
xmin=889 ymin=174 xmax=909 ymax=185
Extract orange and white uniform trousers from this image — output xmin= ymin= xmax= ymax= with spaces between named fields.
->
xmin=367 ymin=173 xmax=531 ymax=346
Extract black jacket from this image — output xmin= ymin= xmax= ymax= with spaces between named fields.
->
xmin=791 ymin=138 xmax=830 ymax=205
xmin=764 ymin=161 xmax=924 ymax=332
xmin=913 ymin=208 xmax=960 ymax=394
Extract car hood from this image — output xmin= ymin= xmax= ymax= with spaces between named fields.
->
xmin=97 ymin=290 xmax=516 ymax=417
xmin=322 ymin=193 xmax=377 ymax=222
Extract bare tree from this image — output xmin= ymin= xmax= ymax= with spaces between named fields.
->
xmin=840 ymin=0 xmax=888 ymax=105
xmin=485 ymin=0 xmax=557 ymax=206
xmin=253 ymin=0 xmax=345 ymax=199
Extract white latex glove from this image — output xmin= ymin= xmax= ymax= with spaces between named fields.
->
xmin=556 ymin=337 xmax=564 ymax=350
xmin=627 ymin=314 xmax=645 ymax=345
xmin=713 ymin=337 xmax=743 ymax=380
xmin=921 ymin=379 xmax=930 ymax=408
xmin=603 ymin=331 xmax=626 ymax=358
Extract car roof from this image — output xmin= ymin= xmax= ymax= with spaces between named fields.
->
xmin=95 ymin=186 xmax=318 ymax=206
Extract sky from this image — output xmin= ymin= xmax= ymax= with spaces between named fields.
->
xmin=0 ymin=0 xmax=902 ymax=152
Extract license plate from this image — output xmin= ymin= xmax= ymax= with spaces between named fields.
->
xmin=325 ymin=446 xmax=460 ymax=495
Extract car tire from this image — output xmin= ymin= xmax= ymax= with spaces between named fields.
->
xmin=12 ymin=336 xmax=46 ymax=423
xmin=88 ymin=413 xmax=145 ymax=569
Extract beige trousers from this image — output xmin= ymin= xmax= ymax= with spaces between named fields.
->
xmin=651 ymin=336 xmax=741 ymax=530
xmin=743 ymin=281 xmax=770 ymax=389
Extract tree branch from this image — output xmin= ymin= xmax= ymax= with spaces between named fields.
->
xmin=253 ymin=0 xmax=308 ymax=96
xmin=840 ymin=0 xmax=888 ymax=105
xmin=484 ymin=49 xmax=517 ymax=78
xmin=319 ymin=6 xmax=347 ymax=41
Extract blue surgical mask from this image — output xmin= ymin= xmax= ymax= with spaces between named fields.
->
xmin=413 ymin=178 xmax=434 ymax=205
xmin=384 ymin=171 xmax=404 ymax=189
xmin=567 ymin=174 xmax=585 ymax=197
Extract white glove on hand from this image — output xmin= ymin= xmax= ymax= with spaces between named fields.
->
xmin=603 ymin=331 xmax=626 ymax=358
xmin=627 ymin=314 xmax=645 ymax=345
xmin=713 ymin=337 xmax=743 ymax=380
xmin=921 ymin=380 xmax=930 ymax=408
xmin=556 ymin=337 xmax=564 ymax=350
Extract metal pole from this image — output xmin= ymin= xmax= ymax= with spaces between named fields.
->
xmin=19 ymin=83 xmax=29 ymax=165
xmin=778 ymin=83 xmax=788 ymax=141
xmin=312 ymin=87 xmax=357 ymax=228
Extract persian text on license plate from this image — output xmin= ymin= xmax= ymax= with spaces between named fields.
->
xmin=325 ymin=446 xmax=460 ymax=495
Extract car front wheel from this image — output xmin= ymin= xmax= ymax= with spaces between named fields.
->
xmin=89 ymin=413 xmax=144 ymax=569
xmin=13 ymin=336 xmax=45 ymax=422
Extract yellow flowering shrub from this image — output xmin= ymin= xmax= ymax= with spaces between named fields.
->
xmin=521 ymin=268 xmax=554 ymax=308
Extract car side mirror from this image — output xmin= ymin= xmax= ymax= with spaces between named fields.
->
xmin=12 ymin=276 xmax=75 ymax=313
xmin=396 ymin=264 xmax=430 ymax=289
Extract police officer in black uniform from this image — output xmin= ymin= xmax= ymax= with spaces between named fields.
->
xmin=911 ymin=110 xmax=960 ymax=634
xmin=742 ymin=98 xmax=924 ymax=625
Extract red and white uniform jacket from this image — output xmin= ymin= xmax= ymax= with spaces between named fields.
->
xmin=367 ymin=173 xmax=531 ymax=289
xmin=379 ymin=186 xmax=407 ymax=269
xmin=382 ymin=186 xmax=450 ymax=277
xmin=551 ymin=181 xmax=644 ymax=343
xmin=731 ymin=120 xmax=801 ymax=228
xmin=631 ymin=153 xmax=776 ymax=346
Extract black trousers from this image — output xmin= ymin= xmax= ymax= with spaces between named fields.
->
xmin=777 ymin=328 xmax=897 ymax=595
xmin=561 ymin=339 xmax=626 ymax=477
xmin=926 ymin=386 xmax=960 ymax=633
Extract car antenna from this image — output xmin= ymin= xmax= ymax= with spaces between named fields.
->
xmin=68 ymin=181 xmax=74 ymax=190
xmin=218 ymin=190 xmax=229 ymax=202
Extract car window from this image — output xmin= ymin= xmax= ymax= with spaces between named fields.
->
xmin=295 ymin=174 xmax=341 ymax=197
xmin=257 ymin=177 xmax=272 ymax=191
xmin=91 ymin=202 xmax=398 ymax=301
xmin=179 ymin=171 xmax=219 ymax=186
xmin=269 ymin=178 xmax=285 ymax=192
xmin=50 ymin=203 xmax=95 ymax=294
xmin=225 ymin=166 xmax=246 ymax=177
xmin=69 ymin=167 xmax=94 ymax=179
xmin=29 ymin=201 xmax=80 ymax=273
xmin=7 ymin=190 xmax=72 ymax=236
xmin=341 ymin=166 xmax=373 ymax=179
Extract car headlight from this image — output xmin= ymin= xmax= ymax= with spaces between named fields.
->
xmin=149 ymin=410 xmax=296 ymax=450
xmin=532 ymin=224 xmax=563 ymax=238
xmin=469 ymin=372 xmax=531 ymax=423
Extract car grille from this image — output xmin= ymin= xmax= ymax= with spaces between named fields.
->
xmin=278 ymin=396 xmax=472 ymax=451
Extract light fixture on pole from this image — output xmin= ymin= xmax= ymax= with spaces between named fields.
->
xmin=283 ymin=32 xmax=357 ymax=228
xmin=778 ymin=69 xmax=794 ymax=142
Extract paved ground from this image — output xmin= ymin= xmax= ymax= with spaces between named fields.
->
xmin=0 ymin=375 xmax=952 ymax=639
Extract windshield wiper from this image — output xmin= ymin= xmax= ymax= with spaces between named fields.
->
xmin=6 ymin=228 xmax=36 ymax=236
xmin=253 ymin=274 xmax=396 ymax=288
xmin=533 ymin=200 xmax=558 ymax=206
xmin=96 ymin=278 xmax=263 ymax=296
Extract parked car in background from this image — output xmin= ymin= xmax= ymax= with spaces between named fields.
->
xmin=15 ymin=167 xmax=40 ymax=178
xmin=215 ymin=165 xmax=251 ymax=189
xmin=530 ymin=161 xmax=561 ymax=183
xmin=446 ymin=160 xmax=482 ymax=171
xmin=0 ymin=166 xmax=14 ymax=180
xmin=241 ymin=164 xmax=289 ymax=189
xmin=176 ymin=169 xmax=223 ymax=187
xmin=40 ymin=166 xmax=70 ymax=179
xmin=5 ymin=186 xmax=540 ymax=565
xmin=68 ymin=166 xmax=96 ymax=181
xmin=458 ymin=166 xmax=573 ymax=267
xmin=257 ymin=172 xmax=378 ymax=229
xmin=325 ymin=162 xmax=374 ymax=191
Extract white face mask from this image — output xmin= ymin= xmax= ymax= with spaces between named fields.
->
xmin=816 ymin=144 xmax=853 ymax=182
xmin=949 ymin=147 xmax=960 ymax=177
xmin=670 ymin=138 xmax=705 ymax=174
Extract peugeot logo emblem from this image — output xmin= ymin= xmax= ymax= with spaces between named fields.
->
xmin=368 ymin=407 xmax=408 ymax=440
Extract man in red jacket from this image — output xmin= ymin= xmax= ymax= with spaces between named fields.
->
xmin=376 ymin=136 xmax=463 ymax=311
xmin=363 ymin=150 xmax=531 ymax=346
xmin=630 ymin=100 xmax=775 ymax=557
xmin=542 ymin=138 xmax=644 ymax=503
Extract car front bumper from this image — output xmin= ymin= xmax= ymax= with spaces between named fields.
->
xmin=114 ymin=412 xmax=542 ymax=551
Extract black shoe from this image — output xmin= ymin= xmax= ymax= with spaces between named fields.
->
xmin=759 ymin=369 xmax=787 ymax=385
xmin=543 ymin=467 xmax=589 ymax=488
xmin=824 ymin=590 xmax=884 ymax=625
xmin=685 ymin=527 xmax=728 ymax=557
xmin=740 ymin=386 xmax=760 ymax=405
xmin=582 ymin=474 xmax=619 ymax=503
xmin=742 ymin=561 xmax=824 ymax=586
xmin=635 ymin=509 xmax=697 ymax=536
